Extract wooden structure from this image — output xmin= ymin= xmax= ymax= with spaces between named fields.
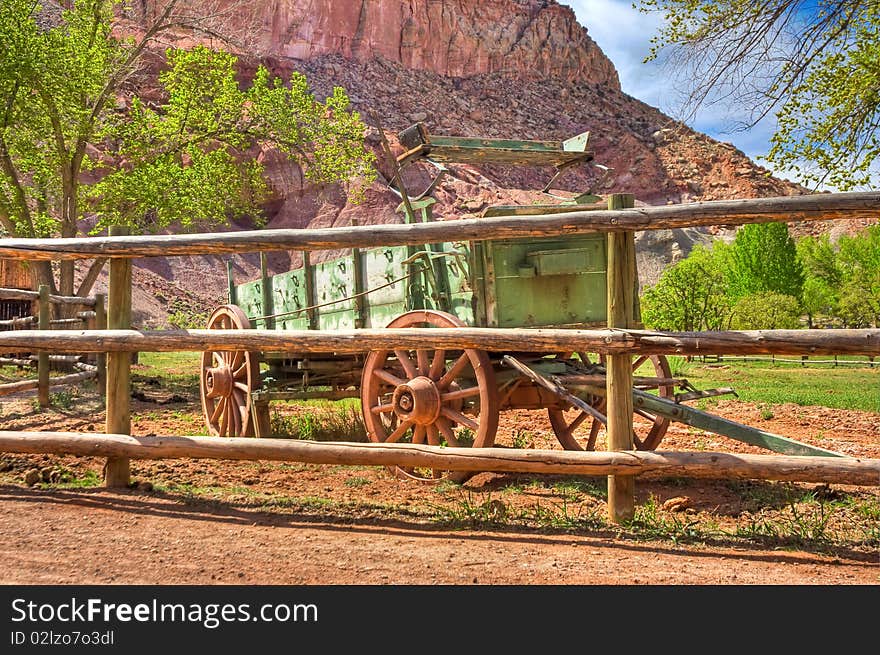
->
xmin=0 ymin=259 xmax=35 ymax=330
xmin=0 ymin=281 xmax=103 ymax=405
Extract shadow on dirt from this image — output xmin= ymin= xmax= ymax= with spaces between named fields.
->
xmin=1 ymin=484 xmax=874 ymax=565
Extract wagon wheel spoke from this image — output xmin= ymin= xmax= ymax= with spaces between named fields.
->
xmin=372 ymin=368 xmax=406 ymax=388
xmin=632 ymin=355 xmax=648 ymax=373
xmin=412 ymin=425 xmax=427 ymax=445
xmin=428 ymin=349 xmax=446 ymax=379
xmin=437 ymin=417 xmax=462 ymax=447
xmin=385 ymin=419 xmax=415 ymax=444
xmin=230 ymin=399 xmax=242 ymax=436
xmin=441 ymin=386 xmax=481 ymax=403
xmin=394 ymin=350 xmax=418 ymax=379
xmin=635 ymin=408 xmax=656 ymax=422
xmin=218 ymin=401 xmax=229 ymax=438
xmin=566 ymin=411 xmax=590 ymax=434
xmin=371 ymin=402 xmax=395 ymax=415
xmin=210 ymin=398 xmax=225 ymax=424
xmin=586 ymin=418 xmax=602 ymax=451
xmin=440 ymin=407 xmax=480 ymax=432
xmin=416 ymin=350 xmax=429 ymax=376
xmin=426 ymin=424 xmax=441 ymax=446
xmin=212 ymin=352 xmax=224 ymax=367
xmin=438 ymin=353 xmax=470 ymax=389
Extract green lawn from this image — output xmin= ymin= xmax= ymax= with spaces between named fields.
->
xmin=669 ymin=357 xmax=880 ymax=413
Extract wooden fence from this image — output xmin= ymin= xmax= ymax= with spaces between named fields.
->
xmin=0 ymin=191 xmax=878 ymax=524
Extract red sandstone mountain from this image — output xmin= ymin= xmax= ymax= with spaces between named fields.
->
xmin=115 ymin=0 xmax=812 ymax=326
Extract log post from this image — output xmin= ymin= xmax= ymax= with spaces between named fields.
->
xmin=37 ymin=284 xmax=50 ymax=408
xmin=226 ymin=258 xmax=236 ymax=306
xmin=94 ymin=293 xmax=106 ymax=394
xmin=606 ymin=193 xmax=636 ymax=523
xmin=259 ymin=252 xmax=275 ymax=330
xmin=105 ymin=226 xmax=131 ymax=488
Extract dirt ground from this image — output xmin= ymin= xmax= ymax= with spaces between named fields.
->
xmin=0 ymin=374 xmax=878 ymax=586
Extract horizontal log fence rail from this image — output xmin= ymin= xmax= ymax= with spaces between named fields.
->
xmin=0 ymin=191 xmax=877 ymax=260
xmin=0 ymin=432 xmax=877 ymax=487
xmin=0 ymin=190 xmax=877 ymax=523
xmin=0 ymin=327 xmax=876 ymax=356
xmin=0 ymin=370 xmax=96 ymax=397
xmin=0 ymin=287 xmax=97 ymax=307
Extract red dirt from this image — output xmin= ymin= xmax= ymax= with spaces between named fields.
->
xmin=0 ymin=380 xmax=878 ymax=585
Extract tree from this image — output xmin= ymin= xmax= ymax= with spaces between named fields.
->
xmin=726 ymin=222 xmax=803 ymax=300
xmin=797 ymin=233 xmax=841 ymax=327
xmin=0 ymin=0 xmax=375 ymax=302
xmin=836 ymin=225 xmax=880 ymax=327
xmin=730 ymin=291 xmax=802 ymax=329
xmin=640 ymin=243 xmax=733 ymax=331
xmin=640 ymin=1 xmax=880 ymax=190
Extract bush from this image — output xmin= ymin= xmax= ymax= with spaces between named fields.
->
xmin=730 ymin=292 xmax=802 ymax=330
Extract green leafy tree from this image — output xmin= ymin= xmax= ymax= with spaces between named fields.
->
xmin=640 ymin=243 xmax=733 ymax=331
xmin=730 ymin=291 xmax=802 ymax=329
xmin=799 ymin=276 xmax=838 ymax=327
xmin=836 ymin=225 xmax=880 ymax=326
xmin=0 ymin=0 xmax=375 ymax=301
xmin=796 ymin=233 xmax=841 ymax=326
xmin=640 ymin=1 xmax=880 ymax=189
xmin=727 ymin=222 xmax=803 ymax=300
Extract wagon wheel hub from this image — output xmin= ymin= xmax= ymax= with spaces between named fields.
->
xmin=392 ymin=376 xmax=441 ymax=425
xmin=204 ymin=365 xmax=234 ymax=399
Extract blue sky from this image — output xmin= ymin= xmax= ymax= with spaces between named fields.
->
xmin=567 ymin=0 xmax=782 ymax=177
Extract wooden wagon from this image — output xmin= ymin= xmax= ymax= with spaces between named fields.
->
xmin=199 ymin=123 xmax=842 ymax=481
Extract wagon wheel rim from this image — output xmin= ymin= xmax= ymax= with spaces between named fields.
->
xmin=200 ymin=305 xmax=259 ymax=438
xmin=547 ymin=353 xmax=673 ymax=451
xmin=360 ymin=309 xmax=499 ymax=483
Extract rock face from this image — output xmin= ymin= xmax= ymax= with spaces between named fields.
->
xmin=259 ymin=0 xmax=618 ymax=86
xmin=127 ymin=0 xmax=812 ymax=325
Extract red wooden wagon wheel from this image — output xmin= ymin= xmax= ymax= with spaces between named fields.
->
xmin=361 ymin=309 xmax=500 ymax=483
xmin=547 ymin=353 xmax=673 ymax=451
xmin=200 ymin=305 xmax=260 ymax=438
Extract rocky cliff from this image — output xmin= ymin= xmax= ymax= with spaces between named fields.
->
xmin=259 ymin=0 xmax=618 ymax=85
xmin=121 ymin=0 xmax=808 ymax=326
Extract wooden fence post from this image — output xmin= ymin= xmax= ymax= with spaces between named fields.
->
xmin=260 ymin=252 xmax=275 ymax=330
xmin=606 ymin=193 xmax=636 ymax=523
xmin=94 ymin=293 xmax=106 ymax=394
xmin=37 ymin=284 xmax=50 ymax=408
xmin=105 ymin=226 xmax=131 ymax=488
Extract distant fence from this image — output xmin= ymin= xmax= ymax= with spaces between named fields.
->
xmin=0 ymin=286 xmax=105 ymax=406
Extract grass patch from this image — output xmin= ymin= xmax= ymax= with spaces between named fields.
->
xmin=270 ymin=401 xmax=367 ymax=442
xmin=681 ymin=359 xmax=880 ymax=412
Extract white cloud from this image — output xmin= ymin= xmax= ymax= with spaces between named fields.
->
xmin=566 ymin=1 xmax=798 ymax=181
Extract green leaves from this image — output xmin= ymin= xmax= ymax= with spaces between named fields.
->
xmin=91 ymin=45 xmax=375 ymax=232
xmin=640 ymin=243 xmax=733 ymax=331
xmin=727 ymin=222 xmax=803 ymax=300
xmin=641 ymin=224 xmax=879 ymax=330
xmin=639 ymin=0 xmax=880 ymax=190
